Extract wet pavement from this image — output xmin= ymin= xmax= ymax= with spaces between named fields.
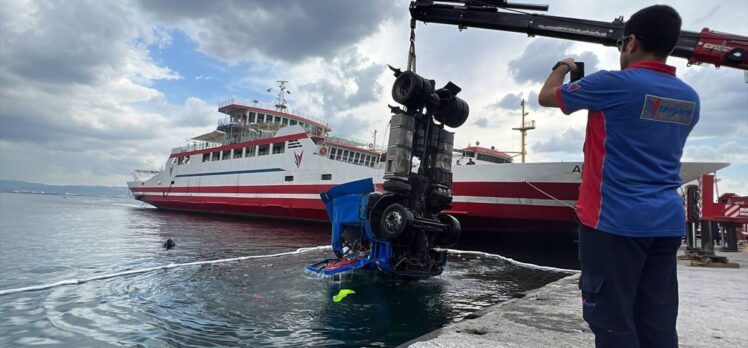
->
xmin=405 ymin=245 xmax=748 ymax=348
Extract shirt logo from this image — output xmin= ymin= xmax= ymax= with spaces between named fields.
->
xmin=568 ymin=81 xmax=581 ymax=92
xmin=640 ymin=94 xmax=695 ymax=125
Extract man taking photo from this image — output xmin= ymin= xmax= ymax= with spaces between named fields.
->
xmin=538 ymin=5 xmax=698 ymax=348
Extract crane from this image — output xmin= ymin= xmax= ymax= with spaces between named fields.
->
xmin=409 ymin=0 xmax=747 ymax=71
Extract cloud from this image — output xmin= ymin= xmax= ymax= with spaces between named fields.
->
xmin=681 ymin=67 xmax=748 ymax=140
xmin=0 ymin=1 xmax=177 ymax=86
xmin=508 ymin=39 xmax=571 ymax=84
xmin=488 ymin=91 xmax=542 ymax=112
xmin=136 ymin=0 xmax=403 ymax=64
xmin=0 ymin=0 xmax=212 ymax=185
xmin=683 ymin=141 xmax=748 ymax=164
xmin=532 ymin=127 xmax=585 ymax=153
xmin=473 ymin=117 xmax=490 ymax=128
xmin=290 ymin=55 xmax=387 ymax=136
xmin=507 ymin=38 xmax=600 ymax=84
xmin=526 ymin=91 xmax=540 ymax=110
xmin=489 ymin=93 xmax=522 ymax=110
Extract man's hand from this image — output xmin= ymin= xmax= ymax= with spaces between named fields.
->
xmin=555 ymin=58 xmax=578 ymax=73
xmin=539 ymin=57 xmax=576 ymax=108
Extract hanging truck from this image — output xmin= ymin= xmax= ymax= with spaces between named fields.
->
xmin=306 ymin=68 xmax=469 ymax=278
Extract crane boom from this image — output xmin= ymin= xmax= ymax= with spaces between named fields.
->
xmin=410 ymin=0 xmax=748 ymax=71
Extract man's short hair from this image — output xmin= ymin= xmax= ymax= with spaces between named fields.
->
xmin=624 ymin=5 xmax=682 ymax=57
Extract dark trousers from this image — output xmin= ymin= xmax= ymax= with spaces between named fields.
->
xmin=578 ymin=223 xmax=682 ymax=348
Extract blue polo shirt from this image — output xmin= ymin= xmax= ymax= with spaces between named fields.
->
xmin=555 ymin=61 xmax=699 ymax=237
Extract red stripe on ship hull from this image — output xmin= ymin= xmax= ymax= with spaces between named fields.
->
xmin=136 ymin=194 xmax=578 ymax=232
xmin=454 ymin=182 xmax=579 ymax=200
xmin=134 ymin=184 xmax=337 ymax=194
xmin=141 ymin=195 xmax=329 ymax=222
xmin=132 ymin=181 xmax=580 ymax=200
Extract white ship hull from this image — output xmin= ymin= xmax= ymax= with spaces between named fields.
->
xmin=128 ymin=123 xmax=728 ymax=233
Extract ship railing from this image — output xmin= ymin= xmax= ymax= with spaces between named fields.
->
xmin=171 ymin=126 xmax=282 ymax=154
xmin=171 ymin=141 xmax=224 ymax=154
xmin=325 ymin=136 xmax=386 ymax=152
xmin=218 ymin=97 xmax=331 ymax=129
xmin=133 ymin=169 xmax=161 ymax=181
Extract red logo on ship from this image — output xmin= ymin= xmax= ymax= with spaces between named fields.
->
xmin=294 ymin=151 xmax=303 ymax=168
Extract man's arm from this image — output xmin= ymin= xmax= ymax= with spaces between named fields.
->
xmin=538 ymin=58 xmax=577 ymax=108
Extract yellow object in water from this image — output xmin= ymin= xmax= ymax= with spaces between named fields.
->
xmin=333 ymin=289 xmax=356 ymax=302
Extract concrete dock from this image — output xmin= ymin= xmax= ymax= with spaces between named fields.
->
xmin=405 ymin=246 xmax=748 ymax=348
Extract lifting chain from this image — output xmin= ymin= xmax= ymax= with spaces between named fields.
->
xmin=407 ymin=19 xmax=417 ymax=72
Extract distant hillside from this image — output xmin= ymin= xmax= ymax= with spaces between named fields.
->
xmin=0 ymin=180 xmax=130 ymax=198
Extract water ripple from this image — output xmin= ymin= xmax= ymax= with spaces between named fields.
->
xmin=0 ymin=193 xmax=571 ymax=347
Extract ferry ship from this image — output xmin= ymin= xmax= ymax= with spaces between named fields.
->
xmin=128 ymin=90 xmax=728 ymax=233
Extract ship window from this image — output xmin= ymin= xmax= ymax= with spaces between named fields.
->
xmin=222 ymin=150 xmax=231 ymax=160
xmin=257 ymin=114 xmax=265 ymax=123
xmin=177 ymin=156 xmax=184 ymax=165
xmin=245 ymin=146 xmax=255 ymax=157
xmin=282 ymin=118 xmax=289 ymax=126
xmin=212 ymin=151 xmax=220 ymax=161
xmin=354 ymin=152 xmax=361 ymax=165
xmin=290 ymin=120 xmax=297 ymax=126
xmin=464 ymin=151 xmax=475 ymax=158
xmin=171 ymin=157 xmax=177 ymax=164
xmin=203 ymin=153 xmax=210 ymax=162
xmin=285 ymin=175 xmax=294 ymax=182
xmin=249 ymin=112 xmax=256 ymax=123
xmin=272 ymin=142 xmax=285 ymax=154
xmin=335 ymin=149 xmax=342 ymax=161
xmin=321 ymin=174 xmax=332 ymax=180
xmin=184 ymin=156 xmax=190 ymax=165
xmin=171 ymin=180 xmax=175 ymax=185
xmin=258 ymin=144 xmax=270 ymax=156
xmin=342 ymin=150 xmax=349 ymax=162
xmin=330 ymin=148 xmax=336 ymax=159
xmin=233 ymin=148 xmax=243 ymax=159
xmin=275 ymin=116 xmax=282 ymax=124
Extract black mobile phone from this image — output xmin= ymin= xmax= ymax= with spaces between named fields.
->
xmin=570 ymin=62 xmax=585 ymax=82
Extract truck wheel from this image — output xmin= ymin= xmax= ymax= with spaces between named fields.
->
xmin=392 ymin=71 xmax=431 ymax=110
xmin=379 ymin=203 xmax=412 ymax=241
xmin=436 ymin=214 xmax=461 ymax=247
xmin=438 ymin=97 xmax=470 ymax=128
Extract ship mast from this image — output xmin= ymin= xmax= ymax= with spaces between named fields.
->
xmin=512 ymin=99 xmax=535 ymax=163
xmin=274 ymin=80 xmax=290 ymax=112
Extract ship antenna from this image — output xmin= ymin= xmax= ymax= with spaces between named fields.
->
xmin=274 ymin=80 xmax=290 ymax=112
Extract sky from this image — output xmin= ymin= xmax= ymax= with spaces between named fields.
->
xmin=0 ymin=0 xmax=746 ymax=194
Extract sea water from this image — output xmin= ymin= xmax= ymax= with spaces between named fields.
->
xmin=0 ymin=192 xmax=571 ymax=347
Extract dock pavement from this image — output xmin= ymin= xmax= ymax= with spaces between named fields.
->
xmin=403 ymin=245 xmax=748 ymax=348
